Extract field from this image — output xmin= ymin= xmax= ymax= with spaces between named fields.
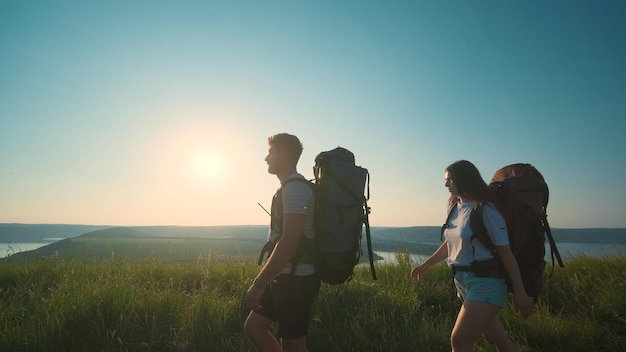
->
xmin=0 ymin=251 xmax=625 ymax=352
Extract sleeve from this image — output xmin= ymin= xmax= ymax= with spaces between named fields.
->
xmin=282 ymin=181 xmax=313 ymax=215
xmin=482 ymin=203 xmax=510 ymax=246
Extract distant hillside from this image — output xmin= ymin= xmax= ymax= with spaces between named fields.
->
xmin=550 ymin=228 xmax=626 ymax=243
xmin=77 ymin=225 xmax=269 ymax=240
xmin=126 ymin=225 xmax=269 ymax=240
xmin=371 ymin=226 xmax=626 ymax=244
xmin=2 ymin=224 xmax=625 ymax=262
xmin=3 ymin=227 xmax=269 ymax=262
xmin=3 ymin=224 xmax=625 ymax=244
xmin=0 ymin=224 xmax=110 ymax=242
xmin=370 ymin=226 xmax=442 ymax=243
xmin=2 ymin=225 xmax=374 ymax=263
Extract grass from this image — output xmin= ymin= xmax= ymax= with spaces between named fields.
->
xmin=0 ymin=252 xmax=624 ymax=351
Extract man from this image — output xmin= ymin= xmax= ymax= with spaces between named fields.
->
xmin=244 ymin=133 xmax=320 ymax=352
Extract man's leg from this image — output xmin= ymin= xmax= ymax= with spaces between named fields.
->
xmin=244 ymin=311 xmax=282 ymax=352
xmin=281 ymin=336 xmax=309 ymax=352
xmin=275 ymin=274 xmax=319 ymax=352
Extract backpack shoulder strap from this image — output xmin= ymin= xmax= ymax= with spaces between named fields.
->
xmin=268 ymin=177 xmax=314 ymax=239
xmin=275 ymin=177 xmax=316 ymax=274
xmin=441 ymin=198 xmax=458 ymax=241
xmin=469 ymin=202 xmax=496 ymax=253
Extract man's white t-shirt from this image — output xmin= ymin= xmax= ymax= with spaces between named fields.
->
xmin=267 ymin=173 xmax=315 ymax=276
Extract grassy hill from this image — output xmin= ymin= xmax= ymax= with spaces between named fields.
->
xmin=0 ymin=254 xmax=624 ymax=351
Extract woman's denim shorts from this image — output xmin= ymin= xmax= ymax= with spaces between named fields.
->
xmin=454 ymin=271 xmax=507 ymax=307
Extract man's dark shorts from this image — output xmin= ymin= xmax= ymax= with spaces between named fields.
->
xmin=258 ymin=273 xmax=321 ymax=339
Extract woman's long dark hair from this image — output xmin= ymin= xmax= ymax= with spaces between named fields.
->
xmin=446 ymin=160 xmax=491 ymax=204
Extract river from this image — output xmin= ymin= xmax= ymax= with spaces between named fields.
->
xmin=0 ymin=239 xmax=62 ymax=258
xmin=372 ymin=242 xmax=626 ymax=266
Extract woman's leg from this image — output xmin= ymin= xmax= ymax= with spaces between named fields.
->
xmin=450 ymin=299 xmax=501 ymax=352
xmin=481 ymin=315 xmax=518 ymax=352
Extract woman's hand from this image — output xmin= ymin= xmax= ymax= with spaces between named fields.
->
xmin=410 ymin=265 xmax=428 ymax=283
xmin=411 ymin=244 xmax=448 ymax=283
xmin=513 ymin=291 xmax=534 ymax=318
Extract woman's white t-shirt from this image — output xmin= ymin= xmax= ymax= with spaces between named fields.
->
xmin=444 ymin=201 xmax=509 ymax=267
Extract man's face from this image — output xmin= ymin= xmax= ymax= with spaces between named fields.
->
xmin=265 ymin=145 xmax=286 ymax=175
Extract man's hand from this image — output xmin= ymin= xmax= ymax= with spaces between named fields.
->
xmin=245 ymin=283 xmax=265 ymax=311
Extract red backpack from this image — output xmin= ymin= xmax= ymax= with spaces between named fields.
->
xmin=471 ymin=163 xmax=564 ymax=300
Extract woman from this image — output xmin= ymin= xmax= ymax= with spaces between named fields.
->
xmin=411 ymin=160 xmax=533 ymax=352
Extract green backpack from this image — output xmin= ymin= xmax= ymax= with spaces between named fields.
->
xmin=258 ymin=147 xmax=376 ymax=284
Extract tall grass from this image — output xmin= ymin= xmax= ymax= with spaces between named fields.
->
xmin=0 ymin=253 xmax=624 ymax=351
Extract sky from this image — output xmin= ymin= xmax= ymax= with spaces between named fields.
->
xmin=1 ymin=1 xmax=625 ymax=229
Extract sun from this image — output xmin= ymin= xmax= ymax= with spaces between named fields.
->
xmin=183 ymin=149 xmax=227 ymax=195
xmin=192 ymin=150 xmax=224 ymax=179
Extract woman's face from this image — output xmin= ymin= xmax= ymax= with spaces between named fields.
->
xmin=444 ymin=170 xmax=459 ymax=197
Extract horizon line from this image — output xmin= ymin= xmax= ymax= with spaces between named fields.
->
xmin=1 ymin=223 xmax=625 ymax=231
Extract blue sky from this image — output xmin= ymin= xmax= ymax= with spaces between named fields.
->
xmin=1 ymin=1 xmax=624 ymax=228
